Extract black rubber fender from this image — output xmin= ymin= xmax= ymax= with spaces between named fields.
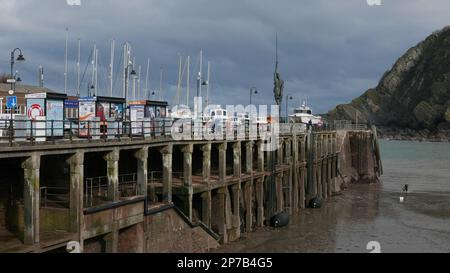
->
xmin=308 ymin=196 xmax=323 ymax=208
xmin=269 ymin=212 xmax=290 ymax=228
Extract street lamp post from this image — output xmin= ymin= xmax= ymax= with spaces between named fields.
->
xmin=124 ymin=64 xmax=136 ymax=123
xmin=124 ymin=64 xmax=137 ymax=102
xmin=285 ymin=94 xmax=293 ymax=122
xmin=9 ymin=48 xmax=25 ymax=121
xmin=249 ymin=87 xmax=258 ymax=105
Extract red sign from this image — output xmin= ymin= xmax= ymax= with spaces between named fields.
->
xmin=27 ymin=103 xmax=45 ymax=120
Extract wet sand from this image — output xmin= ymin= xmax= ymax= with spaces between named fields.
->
xmin=214 ymin=184 xmax=450 ymax=253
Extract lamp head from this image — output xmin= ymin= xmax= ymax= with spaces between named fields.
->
xmin=17 ymin=54 xmax=25 ymax=61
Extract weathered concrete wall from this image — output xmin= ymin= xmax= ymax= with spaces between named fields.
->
xmin=335 ymin=130 xmax=380 ymax=192
xmin=145 ymin=209 xmax=219 ymax=253
xmin=40 ymin=208 xmax=70 ymax=232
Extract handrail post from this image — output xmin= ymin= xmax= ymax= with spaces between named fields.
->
xmin=117 ymin=120 xmax=121 ymax=141
xmin=129 ymin=121 xmax=133 ymax=140
xmin=69 ymin=120 xmax=73 ymax=143
xmin=51 ymin=120 xmax=55 ymax=144
xmin=30 ymin=120 xmax=34 ymax=145
xmin=87 ymin=121 xmax=91 ymax=142
xmin=9 ymin=119 xmax=13 ymax=146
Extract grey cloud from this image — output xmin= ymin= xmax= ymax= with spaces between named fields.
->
xmin=1 ymin=0 xmax=450 ymax=114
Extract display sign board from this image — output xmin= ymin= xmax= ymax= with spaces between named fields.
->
xmin=46 ymin=99 xmax=64 ymax=136
xmin=79 ymin=97 xmax=96 ymax=137
xmin=64 ymin=100 xmax=79 ymax=109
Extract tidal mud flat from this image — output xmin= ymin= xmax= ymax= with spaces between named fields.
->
xmin=214 ymin=184 xmax=450 ymax=253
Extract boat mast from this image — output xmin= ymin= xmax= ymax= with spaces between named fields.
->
xmin=176 ymin=55 xmax=182 ymax=105
xmin=91 ymin=43 xmax=96 ymax=96
xmin=76 ymin=38 xmax=81 ymax=97
xmin=109 ymin=39 xmax=115 ymax=97
xmin=38 ymin=65 xmax=44 ymax=88
xmin=137 ymin=65 xmax=141 ymax=100
xmin=94 ymin=48 xmax=99 ymax=96
xmin=145 ymin=58 xmax=150 ymax=100
xmin=187 ymin=56 xmax=190 ymax=107
xmin=206 ymin=61 xmax=210 ymax=105
xmin=197 ymin=49 xmax=203 ymax=98
xmin=64 ymin=27 xmax=69 ymax=94
xmin=159 ymin=66 xmax=163 ymax=101
xmin=132 ymin=57 xmax=136 ymax=100
xmin=122 ymin=42 xmax=128 ymax=99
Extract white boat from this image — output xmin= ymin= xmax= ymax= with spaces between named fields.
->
xmin=288 ymin=102 xmax=323 ymax=126
xmin=203 ymin=106 xmax=228 ymax=123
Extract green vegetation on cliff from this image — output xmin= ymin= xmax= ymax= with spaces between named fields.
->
xmin=327 ymin=26 xmax=450 ymax=132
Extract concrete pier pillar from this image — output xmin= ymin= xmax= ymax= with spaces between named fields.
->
xmin=134 ymin=147 xmax=148 ymax=196
xmin=244 ymin=181 xmax=253 ymax=232
xmin=181 ymin=144 xmax=194 ymax=221
xmin=317 ymin=162 xmax=323 ymax=198
xmin=201 ymin=191 xmax=212 ymax=228
xmin=277 ymin=139 xmax=284 ymax=165
xmin=21 ymin=153 xmax=40 ymax=245
xmin=230 ymin=184 xmax=241 ymax=240
xmin=233 ymin=142 xmax=241 ymax=178
xmin=299 ymin=167 xmax=306 ymax=209
xmin=181 ymin=144 xmax=193 ymax=187
xmin=322 ymin=159 xmax=328 ymax=199
xmin=255 ymin=178 xmax=264 ymax=227
xmin=286 ymin=139 xmax=293 ymax=214
xmin=256 ymin=140 xmax=264 ymax=172
xmin=67 ymin=151 xmax=84 ymax=235
xmin=217 ymin=187 xmax=228 ymax=243
xmin=104 ymin=222 xmax=118 ymax=253
xmin=292 ymin=136 xmax=299 ymax=212
xmin=104 ymin=149 xmax=120 ymax=202
xmin=327 ymin=156 xmax=332 ymax=198
xmin=218 ymin=142 xmax=227 ymax=183
xmin=276 ymin=173 xmax=283 ymax=213
xmin=160 ymin=144 xmax=173 ymax=203
xmin=201 ymin=143 xmax=211 ymax=184
xmin=245 ymin=141 xmax=253 ymax=174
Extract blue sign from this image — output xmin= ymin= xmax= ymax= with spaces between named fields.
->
xmin=64 ymin=100 xmax=79 ymax=109
xmin=6 ymin=96 xmax=17 ymax=108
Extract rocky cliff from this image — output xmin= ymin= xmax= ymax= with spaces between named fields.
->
xmin=327 ymin=26 xmax=450 ymax=140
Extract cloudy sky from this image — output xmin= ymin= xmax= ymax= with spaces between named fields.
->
xmin=1 ymin=0 xmax=450 ymax=114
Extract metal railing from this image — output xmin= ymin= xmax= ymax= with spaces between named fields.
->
xmin=0 ymin=116 xmax=353 ymax=147
xmin=334 ymin=120 xmax=368 ymax=131
xmin=84 ymin=173 xmax=138 ymax=207
xmin=40 ymin=186 xmax=70 ymax=208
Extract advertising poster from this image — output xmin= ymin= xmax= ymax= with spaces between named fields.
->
xmin=130 ymin=105 xmax=145 ymax=134
xmin=46 ymin=99 xmax=64 ymax=136
xmin=110 ymin=103 xmax=123 ymax=120
xmin=155 ymin=106 xmax=165 ymax=118
xmin=79 ymin=97 xmax=96 ymax=137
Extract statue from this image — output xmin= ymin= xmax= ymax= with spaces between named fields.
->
xmin=273 ymin=34 xmax=284 ymax=107
xmin=274 ymin=69 xmax=284 ymax=106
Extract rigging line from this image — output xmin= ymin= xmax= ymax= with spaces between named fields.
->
xmin=79 ymin=47 xmax=93 ymax=96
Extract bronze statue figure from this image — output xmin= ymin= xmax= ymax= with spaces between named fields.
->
xmin=273 ymin=34 xmax=284 ymax=107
